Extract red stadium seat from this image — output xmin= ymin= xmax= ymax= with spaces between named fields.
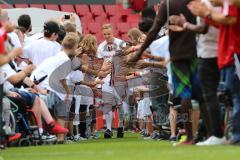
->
xmin=0 ymin=4 xmax=13 ymax=9
xmin=109 ymin=14 xmax=123 ymax=24
xmin=60 ymin=4 xmax=75 ymax=13
xmin=45 ymin=4 xmax=59 ymax=11
xmin=127 ymin=14 xmax=140 ymax=23
xmin=90 ymin=5 xmax=105 ymax=17
xmin=80 ymin=14 xmax=94 ymax=23
xmin=117 ymin=23 xmax=130 ymax=35
xmin=75 ymin=5 xmax=90 ymax=17
xmin=113 ymin=30 xmax=120 ymax=37
xmin=120 ymin=8 xmax=133 ymax=22
xmin=30 ymin=4 xmax=44 ymax=9
xmin=14 ymin=4 xmax=29 ymax=8
xmin=88 ymin=23 xmax=101 ymax=34
xmin=81 ymin=23 xmax=88 ymax=34
xmin=95 ymin=14 xmax=109 ymax=24
xmin=95 ymin=32 xmax=104 ymax=44
xmin=130 ymin=23 xmax=138 ymax=28
xmin=104 ymin=5 xmax=119 ymax=17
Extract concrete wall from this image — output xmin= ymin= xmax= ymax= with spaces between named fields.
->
xmin=1 ymin=0 xmax=116 ymax=4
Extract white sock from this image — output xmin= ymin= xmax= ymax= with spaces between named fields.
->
xmin=39 ymin=128 xmax=43 ymax=135
xmin=105 ymin=111 xmax=113 ymax=131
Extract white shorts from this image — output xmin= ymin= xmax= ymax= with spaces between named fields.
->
xmin=137 ymin=97 xmax=152 ymax=119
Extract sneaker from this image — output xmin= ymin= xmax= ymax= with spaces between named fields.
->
xmin=117 ymin=127 xmax=124 ymax=138
xmin=140 ymin=129 xmax=147 ymax=137
xmin=172 ymin=135 xmax=187 ymax=146
xmin=157 ymin=133 xmax=169 ymax=141
xmin=41 ymin=132 xmax=57 ymax=142
xmin=104 ymin=129 xmax=113 ymax=139
xmin=8 ymin=133 xmax=22 ymax=142
xmin=48 ymin=121 xmax=69 ymax=134
xmin=89 ymin=133 xmax=100 ymax=139
xmin=42 ymin=132 xmax=57 ymax=139
xmin=143 ymin=133 xmax=151 ymax=140
xmin=74 ymin=134 xmax=87 ymax=141
xmin=196 ymin=136 xmax=226 ymax=146
xmin=66 ymin=135 xmax=75 ymax=141
xmin=73 ymin=135 xmax=81 ymax=142
xmin=169 ymin=136 xmax=177 ymax=142
xmin=150 ymin=131 xmax=160 ymax=140
xmin=34 ymin=132 xmax=57 ymax=142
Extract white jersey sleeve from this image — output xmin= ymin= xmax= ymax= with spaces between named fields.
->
xmin=23 ymin=43 xmax=32 ymax=59
xmin=1 ymin=64 xmax=17 ymax=81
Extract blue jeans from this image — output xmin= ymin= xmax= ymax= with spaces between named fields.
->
xmin=221 ymin=65 xmax=240 ymax=142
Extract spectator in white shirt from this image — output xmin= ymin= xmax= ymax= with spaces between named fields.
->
xmin=31 ymin=32 xmax=80 ymax=142
xmin=23 ymin=21 xmax=61 ymax=66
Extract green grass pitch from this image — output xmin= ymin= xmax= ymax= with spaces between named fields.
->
xmin=1 ymin=132 xmax=240 ymax=160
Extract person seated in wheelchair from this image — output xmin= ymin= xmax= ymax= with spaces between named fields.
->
xmin=1 ymin=48 xmax=69 ymax=140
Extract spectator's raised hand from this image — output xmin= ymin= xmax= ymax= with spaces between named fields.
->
xmin=60 ymin=14 xmax=76 ymax=24
xmin=169 ymin=14 xmax=187 ymax=27
xmin=70 ymin=14 xmax=76 ymax=24
xmin=169 ymin=25 xmax=184 ymax=32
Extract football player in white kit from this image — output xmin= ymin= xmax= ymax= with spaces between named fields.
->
xmin=97 ymin=24 xmax=125 ymax=138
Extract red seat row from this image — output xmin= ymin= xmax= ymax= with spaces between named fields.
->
xmin=0 ymin=3 xmax=141 ymax=41
xmin=7 ymin=4 xmax=140 ymax=22
xmin=85 ymin=22 xmax=132 ymax=35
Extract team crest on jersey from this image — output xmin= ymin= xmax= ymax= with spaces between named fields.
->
xmin=103 ymin=43 xmax=117 ymax=52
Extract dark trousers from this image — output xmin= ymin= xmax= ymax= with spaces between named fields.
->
xmin=198 ymin=58 xmax=223 ymax=138
xmin=79 ymin=105 xmax=87 ymax=138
